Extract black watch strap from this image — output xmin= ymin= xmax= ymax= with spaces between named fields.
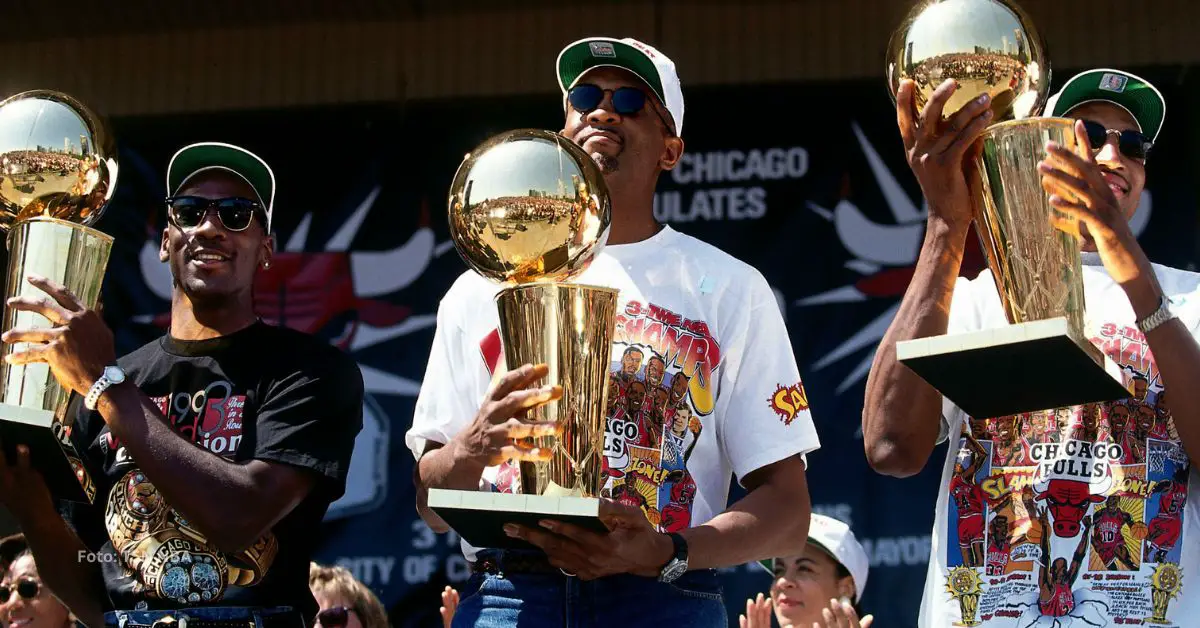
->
xmin=668 ymin=532 xmax=688 ymax=562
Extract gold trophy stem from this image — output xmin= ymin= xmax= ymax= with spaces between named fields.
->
xmin=971 ymin=117 xmax=1090 ymax=346
xmin=494 ymin=282 xmax=618 ymax=498
xmin=2 ymin=217 xmax=113 ymax=413
xmin=0 ymin=217 xmax=112 ymax=502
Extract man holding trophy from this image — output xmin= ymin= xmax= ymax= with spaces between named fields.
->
xmin=865 ymin=2 xmax=1200 ymax=625
xmin=0 ymin=141 xmax=364 ymax=628
xmin=408 ymin=36 xmax=820 ymax=626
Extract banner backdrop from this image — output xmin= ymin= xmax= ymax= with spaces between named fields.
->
xmin=86 ymin=68 xmax=1199 ymax=627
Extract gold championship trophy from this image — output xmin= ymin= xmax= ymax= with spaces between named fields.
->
xmin=0 ymin=91 xmax=118 ymax=503
xmin=427 ymin=129 xmax=617 ymax=549
xmin=888 ymin=0 xmax=1129 ymax=419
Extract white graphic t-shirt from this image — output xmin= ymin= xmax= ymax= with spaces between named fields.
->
xmin=407 ymin=226 xmax=821 ymax=560
xmin=921 ymin=253 xmax=1200 ymax=627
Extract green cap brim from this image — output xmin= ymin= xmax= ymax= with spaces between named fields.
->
xmin=1050 ymin=70 xmax=1165 ymax=143
xmin=167 ymin=144 xmax=274 ymax=213
xmin=557 ymin=39 xmax=666 ymax=106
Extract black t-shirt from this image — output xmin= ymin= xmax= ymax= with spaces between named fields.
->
xmin=58 ymin=321 xmax=364 ymax=619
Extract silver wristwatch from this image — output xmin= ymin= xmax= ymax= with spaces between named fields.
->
xmin=658 ymin=533 xmax=689 ymax=583
xmin=1137 ymin=296 xmax=1175 ymax=335
xmin=84 ymin=365 xmax=127 ymax=410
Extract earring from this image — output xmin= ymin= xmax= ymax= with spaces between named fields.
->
xmin=262 ymin=261 xmax=271 ymax=270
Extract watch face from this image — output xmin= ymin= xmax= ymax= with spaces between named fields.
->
xmin=661 ymin=559 xmax=688 ymax=583
xmin=105 ymin=366 xmax=126 ymax=384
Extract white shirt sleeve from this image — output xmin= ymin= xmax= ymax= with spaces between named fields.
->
xmin=405 ymin=294 xmax=482 ymax=461
xmin=717 ymin=271 xmax=822 ymax=484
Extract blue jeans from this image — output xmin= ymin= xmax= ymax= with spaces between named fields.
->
xmin=452 ymin=555 xmax=727 ymax=628
xmin=103 ymin=607 xmax=303 ymax=628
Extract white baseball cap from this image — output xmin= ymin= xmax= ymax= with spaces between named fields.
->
xmin=555 ymin=37 xmax=685 ymax=136
xmin=758 ymin=514 xmax=871 ymax=603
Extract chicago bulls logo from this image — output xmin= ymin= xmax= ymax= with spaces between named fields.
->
xmin=1035 ymin=479 xmax=1105 ymax=537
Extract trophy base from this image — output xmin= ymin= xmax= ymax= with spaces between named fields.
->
xmin=428 ymin=488 xmax=606 ymax=551
xmin=896 ymin=317 xmax=1130 ymax=418
xmin=0 ymin=404 xmax=95 ymax=503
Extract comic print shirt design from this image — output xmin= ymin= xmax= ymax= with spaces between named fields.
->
xmin=922 ymin=259 xmax=1200 ymax=628
xmin=406 ymin=226 xmax=822 ymax=559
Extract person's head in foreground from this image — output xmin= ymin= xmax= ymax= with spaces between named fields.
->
xmin=1043 ymin=69 xmax=1165 ymax=249
xmin=0 ymin=551 xmax=74 ymax=628
xmin=161 ymin=142 xmax=276 ymax=308
xmin=768 ymin=514 xmax=871 ymax=627
xmin=556 ymin=37 xmax=685 ymax=184
xmin=309 ymin=563 xmax=389 ymax=628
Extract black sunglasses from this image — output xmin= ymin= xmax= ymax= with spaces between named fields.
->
xmin=315 ymin=607 xmax=352 ymax=627
xmin=1081 ymin=119 xmax=1152 ymax=161
xmin=166 ymin=196 xmax=264 ymax=232
xmin=0 ymin=578 xmax=39 ymax=601
xmin=568 ymin=84 xmax=675 ymax=135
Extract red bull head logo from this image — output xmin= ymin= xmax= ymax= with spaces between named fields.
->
xmin=1035 ymin=479 xmax=1105 ymax=537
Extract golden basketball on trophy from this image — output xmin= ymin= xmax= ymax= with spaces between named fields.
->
xmin=428 ymin=129 xmax=617 ymax=549
xmin=0 ymin=90 xmax=119 ymax=502
xmin=887 ymin=0 xmax=1129 ymax=419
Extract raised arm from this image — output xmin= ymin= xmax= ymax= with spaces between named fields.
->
xmin=1038 ymin=121 xmax=1200 ymax=466
xmin=1037 ymin=506 xmax=1052 ymax=587
xmin=96 ymin=383 xmax=318 ymax=553
xmin=963 ymin=432 xmax=987 ymax=476
xmin=1068 ymin=516 xmax=1092 ymax=582
xmin=863 ymin=79 xmax=993 ymax=477
xmin=2 ymin=277 xmax=363 ymax=554
xmin=0 ymin=448 xmax=105 ymax=628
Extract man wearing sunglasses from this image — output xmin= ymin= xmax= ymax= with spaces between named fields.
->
xmin=0 ymin=142 xmax=364 ymax=628
xmin=866 ymin=68 xmax=1200 ymax=627
xmin=409 ymin=37 xmax=819 ymax=627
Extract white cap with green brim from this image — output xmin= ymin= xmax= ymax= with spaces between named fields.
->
xmin=166 ymin=142 xmax=276 ymax=233
xmin=555 ymin=37 xmax=685 ymax=136
xmin=1046 ymin=69 xmax=1166 ymax=144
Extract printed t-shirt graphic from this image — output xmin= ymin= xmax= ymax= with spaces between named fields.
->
xmin=405 ymin=226 xmax=822 ymax=558
xmin=59 ymin=322 xmax=362 ymax=617
xmin=921 ymin=260 xmax=1200 ymax=628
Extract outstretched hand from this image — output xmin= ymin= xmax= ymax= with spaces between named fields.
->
xmin=739 ymin=593 xmax=772 ymax=628
xmin=1 ymin=275 xmax=115 ymax=396
xmin=896 ymin=78 xmax=993 ymax=228
xmin=439 ymin=586 xmax=458 ymax=628
xmin=817 ymin=598 xmax=874 ymax=628
xmin=1039 ymin=119 xmax=1151 ymax=286
xmin=503 ymin=499 xmax=673 ymax=580
xmin=452 ymin=363 xmax=563 ymax=467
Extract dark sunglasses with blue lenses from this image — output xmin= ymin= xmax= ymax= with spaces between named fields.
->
xmin=1081 ymin=119 xmax=1152 ymax=161
xmin=568 ymin=84 xmax=649 ymax=116
xmin=166 ymin=196 xmax=264 ymax=232
xmin=568 ymin=84 xmax=675 ymax=135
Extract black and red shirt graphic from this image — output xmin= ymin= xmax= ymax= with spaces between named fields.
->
xmin=58 ymin=322 xmax=363 ymax=618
